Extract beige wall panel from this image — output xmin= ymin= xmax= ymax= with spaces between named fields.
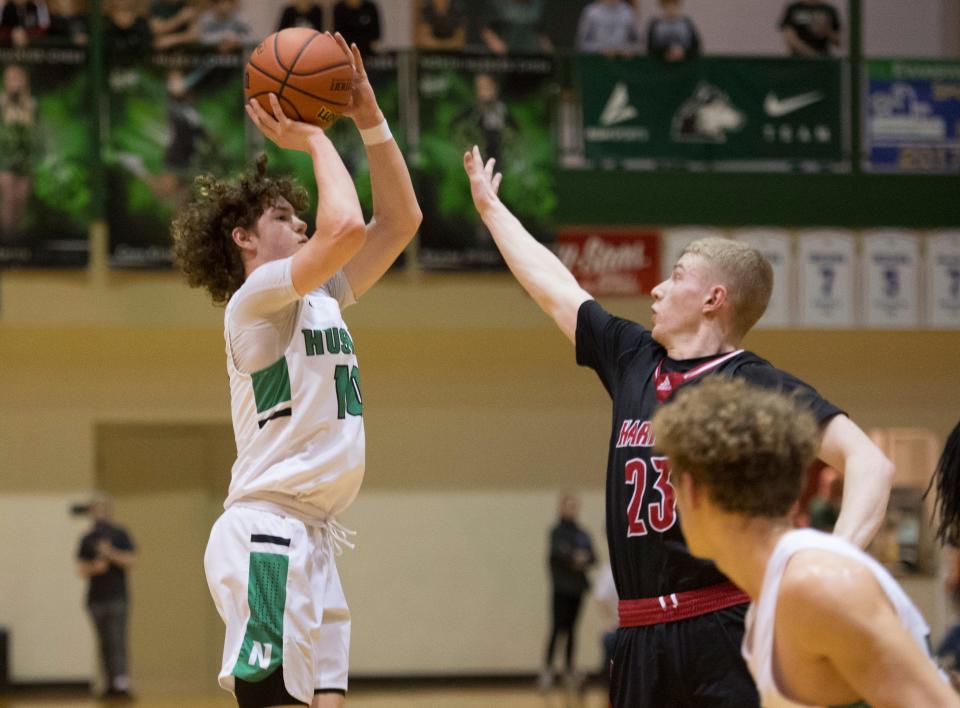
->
xmin=0 ymin=494 xmax=92 ymax=681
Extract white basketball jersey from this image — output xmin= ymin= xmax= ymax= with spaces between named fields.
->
xmin=223 ymin=267 xmax=365 ymax=519
xmin=743 ymin=529 xmax=932 ymax=708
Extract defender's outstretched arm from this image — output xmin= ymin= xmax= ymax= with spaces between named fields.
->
xmin=464 ymin=146 xmax=591 ymax=343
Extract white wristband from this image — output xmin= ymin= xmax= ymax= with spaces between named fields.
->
xmin=359 ymin=120 xmax=392 ymax=146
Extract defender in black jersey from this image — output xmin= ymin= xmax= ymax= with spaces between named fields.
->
xmin=463 ymin=146 xmax=894 ymax=707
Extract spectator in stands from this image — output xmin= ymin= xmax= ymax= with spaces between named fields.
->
xmin=780 ymin=0 xmax=841 ymax=57
xmin=149 ymin=0 xmax=200 ymax=51
xmin=333 ymin=0 xmax=381 ymax=56
xmin=196 ymin=0 xmax=251 ymax=52
xmin=104 ymin=0 xmax=152 ymax=62
xmin=277 ymin=0 xmax=324 ymax=32
xmin=46 ymin=0 xmax=87 ymax=45
xmin=416 ymin=0 xmax=466 ymax=51
xmin=0 ymin=0 xmax=50 ymax=47
xmin=481 ymin=0 xmax=552 ymax=55
xmin=575 ymin=0 xmax=639 ymax=57
xmin=647 ymin=0 xmax=700 ymax=63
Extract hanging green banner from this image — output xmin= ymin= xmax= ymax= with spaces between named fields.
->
xmin=578 ymin=56 xmax=844 ymax=165
xmin=417 ymin=53 xmax=557 ymax=270
xmin=0 ymin=46 xmax=94 ymax=267
xmin=105 ymin=49 xmax=248 ymax=269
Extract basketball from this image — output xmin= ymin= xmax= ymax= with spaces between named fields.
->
xmin=245 ymin=29 xmax=353 ymax=129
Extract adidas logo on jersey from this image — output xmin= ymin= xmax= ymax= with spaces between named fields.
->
xmin=657 ymin=378 xmax=673 ymax=392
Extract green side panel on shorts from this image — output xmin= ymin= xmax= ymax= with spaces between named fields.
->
xmin=251 ymin=356 xmax=292 ymax=413
xmin=830 ymin=701 xmax=870 ymax=708
xmin=232 ymin=552 xmax=288 ymax=682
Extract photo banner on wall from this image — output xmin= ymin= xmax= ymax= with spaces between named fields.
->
xmin=106 ymin=49 xmax=248 ymax=269
xmin=862 ymin=230 xmax=920 ymax=329
xmin=865 ymin=60 xmax=960 ymax=174
xmin=733 ymin=229 xmax=792 ymax=328
xmin=417 ymin=53 xmax=556 ymax=270
xmin=578 ymin=56 xmax=844 ymax=165
xmin=798 ymin=230 xmax=855 ymax=328
xmin=926 ymin=231 xmax=960 ymax=329
xmin=0 ymin=46 xmax=94 ymax=268
xmin=264 ymin=52 xmax=405 ymax=268
xmin=555 ymin=227 xmax=660 ymax=296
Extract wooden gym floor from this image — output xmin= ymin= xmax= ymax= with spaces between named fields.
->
xmin=0 ymin=685 xmax=609 ymax=708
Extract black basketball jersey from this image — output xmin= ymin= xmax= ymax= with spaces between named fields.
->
xmin=575 ymin=300 xmax=843 ymax=601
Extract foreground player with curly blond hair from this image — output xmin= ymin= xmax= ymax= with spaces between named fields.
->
xmin=654 ymin=378 xmax=957 ymax=708
xmin=174 ymin=34 xmax=420 ymax=708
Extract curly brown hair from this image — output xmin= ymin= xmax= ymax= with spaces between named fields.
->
xmin=653 ymin=377 xmax=819 ymax=518
xmin=172 ymin=154 xmax=310 ymax=305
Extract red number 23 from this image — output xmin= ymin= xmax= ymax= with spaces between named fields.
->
xmin=624 ymin=456 xmax=676 ymax=537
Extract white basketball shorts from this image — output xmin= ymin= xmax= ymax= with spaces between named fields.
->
xmin=204 ymin=504 xmax=350 ymax=703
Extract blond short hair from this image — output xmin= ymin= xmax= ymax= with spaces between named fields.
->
xmin=653 ymin=377 xmax=819 ymax=517
xmin=680 ymin=238 xmax=773 ymax=338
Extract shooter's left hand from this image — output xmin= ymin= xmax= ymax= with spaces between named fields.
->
xmin=333 ymin=32 xmax=384 ymax=130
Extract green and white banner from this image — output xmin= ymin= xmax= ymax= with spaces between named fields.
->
xmin=579 ymin=56 xmax=844 ymax=164
xmin=0 ymin=46 xmax=94 ymax=267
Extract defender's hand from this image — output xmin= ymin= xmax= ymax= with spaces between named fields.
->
xmin=246 ymin=93 xmax=326 ymax=153
xmin=463 ymin=145 xmax=503 ymax=217
xmin=333 ymin=32 xmax=383 ymax=129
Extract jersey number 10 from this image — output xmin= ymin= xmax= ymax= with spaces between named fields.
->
xmin=334 ymin=365 xmax=363 ymax=419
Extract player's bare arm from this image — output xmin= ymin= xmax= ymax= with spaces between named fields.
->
xmin=816 ymin=415 xmax=894 ymax=548
xmin=246 ymin=93 xmax=366 ymax=297
xmin=332 ymin=33 xmax=422 ymax=298
xmin=777 ymin=553 xmax=959 ymax=708
xmin=464 ymin=146 xmax=591 ymax=343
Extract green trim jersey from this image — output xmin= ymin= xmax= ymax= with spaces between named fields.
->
xmin=743 ymin=529 xmax=938 ymax=708
xmin=223 ymin=257 xmax=364 ymax=518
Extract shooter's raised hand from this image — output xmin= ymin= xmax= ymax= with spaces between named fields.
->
xmin=245 ymin=92 xmax=326 ymax=154
xmin=333 ymin=31 xmax=384 ymax=129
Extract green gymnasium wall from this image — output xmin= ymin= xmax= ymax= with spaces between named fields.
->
xmin=556 ymin=171 xmax=960 ymax=228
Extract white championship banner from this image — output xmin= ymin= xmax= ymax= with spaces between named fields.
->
xmin=661 ymin=228 xmax=726 ymax=281
xmin=926 ymin=231 xmax=960 ymax=329
xmin=798 ymin=230 xmax=855 ymax=328
xmin=733 ymin=229 xmax=792 ymax=328
xmin=862 ymin=230 xmax=920 ymax=329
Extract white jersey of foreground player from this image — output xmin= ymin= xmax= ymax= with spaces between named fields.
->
xmin=223 ymin=256 xmax=364 ymax=521
xmin=743 ymin=528 xmax=940 ymax=708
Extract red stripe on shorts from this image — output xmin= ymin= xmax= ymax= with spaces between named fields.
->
xmin=618 ymin=581 xmax=750 ymax=627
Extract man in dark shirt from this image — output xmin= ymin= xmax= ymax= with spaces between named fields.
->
xmin=333 ymin=0 xmax=380 ymax=56
xmin=780 ymin=0 xmax=841 ymax=57
xmin=77 ymin=492 xmax=136 ymax=699
xmin=462 ymin=145 xmax=893 ymax=707
xmin=541 ymin=494 xmax=595 ymax=691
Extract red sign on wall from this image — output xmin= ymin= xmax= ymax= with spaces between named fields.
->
xmin=555 ymin=228 xmax=661 ymax=296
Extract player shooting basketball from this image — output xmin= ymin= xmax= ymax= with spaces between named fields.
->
xmin=463 ymin=146 xmax=894 ymax=707
xmin=653 ymin=377 xmax=957 ymax=708
xmin=174 ymin=34 xmax=420 ymax=708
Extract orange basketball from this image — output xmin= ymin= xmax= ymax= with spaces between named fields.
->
xmin=245 ymin=29 xmax=353 ymax=130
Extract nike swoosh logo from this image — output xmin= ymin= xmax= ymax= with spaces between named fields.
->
xmin=764 ymin=91 xmax=824 ymax=117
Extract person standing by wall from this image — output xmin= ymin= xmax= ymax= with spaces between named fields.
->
xmin=76 ymin=492 xmax=136 ymax=700
xmin=540 ymin=493 xmax=596 ymax=691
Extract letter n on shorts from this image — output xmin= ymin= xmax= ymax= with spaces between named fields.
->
xmin=232 ymin=551 xmax=288 ymax=682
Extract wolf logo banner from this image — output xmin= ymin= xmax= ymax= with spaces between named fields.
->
xmin=577 ymin=55 xmax=842 ymax=165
